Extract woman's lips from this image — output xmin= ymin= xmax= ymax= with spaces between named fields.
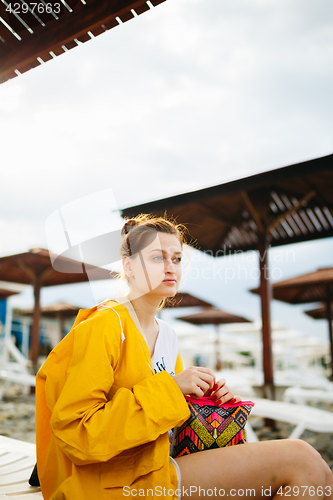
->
xmin=163 ymin=279 xmax=176 ymax=284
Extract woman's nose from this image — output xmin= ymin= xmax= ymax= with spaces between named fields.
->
xmin=164 ymin=259 xmax=175 ymax=273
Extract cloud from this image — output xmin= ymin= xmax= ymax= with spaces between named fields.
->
xmin=0 ymin=0 xmax=332 ymax=258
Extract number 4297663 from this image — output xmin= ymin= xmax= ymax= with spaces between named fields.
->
xmin=6 ymin=3 xmax=61 ymax=15
xmin=276 ymin=486 xmax=331 ymax=496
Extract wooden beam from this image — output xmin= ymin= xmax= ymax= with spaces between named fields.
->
xmin=267 ymin=190 xmax=317 ymax=232
xmin=0 ymin=22 xmax=21 ymax=51
xmin=0 ymin=40 xmax=10 ymax=58
xmin=17 ymin=258 xmax=36 ymax=283
xmin=258 ymin=232 xmax=275 ymax=400
xmin=135 ymin=3 xmax=151 ymax=14
xmin=30 ymin=276 xmax=41 ymax=370
xmin=0 ymin=0 xmax=156 ymax=80
xmin=327 ymin=296 xmax=333 ymax=381
xmin=40 ymin=266 xmax=57 ymax=283
xmin=241 ymin=191 xmax=264 ymax=233
xmin=118 ymin=10 xmax=135 ymax=23
xmin=269 ymin=225 xmax=333 ymax=248
xmin=200 ymin=202 xmax=236 ymax=226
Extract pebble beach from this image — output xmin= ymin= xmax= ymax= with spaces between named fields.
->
xmin=1 ymin=382 xmax=333 ymax=470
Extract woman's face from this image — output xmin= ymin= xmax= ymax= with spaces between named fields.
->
xmin=123 ymin=231 xmax=183 ymax=300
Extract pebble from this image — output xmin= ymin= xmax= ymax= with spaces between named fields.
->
xmin=251 ymin=417 xmax=333 ymax=468
xmin=0 ymin=382 xmax=36 ymax=444
xmin=1 ymin=382 xmax=333 ymax=470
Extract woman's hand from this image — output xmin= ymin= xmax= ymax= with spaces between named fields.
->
xmin=206 ymin=377 xmax=242 ymax=404
xmin=173 ymin=366 xmax=215 ymax=398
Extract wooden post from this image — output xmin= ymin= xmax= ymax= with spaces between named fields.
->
xmin=327 ymin=297 xmax=333 ymax=381
xmin=215 ymin=324 xmax=222 ymax=371
xmin=59 ymin=314 xmax=65 ymax=343
xmin=31 ymin=276 xmax=41 ymax=373
xmin=258 ymin=232 xmax=275 ymax=400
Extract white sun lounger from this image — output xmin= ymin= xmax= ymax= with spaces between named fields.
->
xmin=283 ymin=387 xmax=333 ymax=405
xmin=245 ymin=397 xmax=333 ymax=449
xmin=0 ymin=436 xmax=42 ymax=499
xmin=0 ymin=370 xmax=36 ymax=401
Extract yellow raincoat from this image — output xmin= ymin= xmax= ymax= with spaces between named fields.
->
xmin=36 ymin=299 xmax=190 ymax=499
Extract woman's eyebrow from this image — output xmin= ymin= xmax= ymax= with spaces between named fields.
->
xmin=148 ymin=249 xmax=183 ymax=255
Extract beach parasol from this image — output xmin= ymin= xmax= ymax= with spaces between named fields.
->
xmin=0 ymin=0 xmax=168 ymax=84
xmin=16 ymin=302 xmax=81 ymax=344
xmin=305 ymin=303 xmax=333 ymax=320
xmin=122 ymin=153 xmax=333 ymax=398
xmin=250 ymin=267 xmax=333 ymax=379
xmin=164 ymin=292 xmax=213 ymax=309
xmin=176 ymin=307 xmax=251 ymax=370
xmin=0 ymin=289 xmax=20 ymax=300
xmin=0 ymin=248 xmax=116 ymax=369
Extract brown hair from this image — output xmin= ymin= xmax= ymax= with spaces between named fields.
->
xmin=119 ymin=213 xmax=189 ymax=310
xmin=120 ymin=213 xmax=187 ymax=256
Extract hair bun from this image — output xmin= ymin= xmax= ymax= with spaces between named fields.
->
xmin=121 ymin=219 xmax=139 ymax=236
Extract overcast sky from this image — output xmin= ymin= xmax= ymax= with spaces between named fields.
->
xmin=0 ymin=0 xmax=333 ymax=340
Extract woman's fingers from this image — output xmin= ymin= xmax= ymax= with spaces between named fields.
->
xmin=197 ymin=370 xmax=215 ymax=390
xmin=214 ymin=389 xmax=233 ymax=403
xmin=173 ymin=366 xmax=215 ymax=396
xmin=211 ymin=381 xmax=230 ymax=400
xmin=187 ymin=366 xmax=215 ymax=396
xmin=216 ymin=393 xmax=243 ymax=405
xmin=211 ymin=378 xmax=226 ymax=392
xmin=189 ymin=384 xmax=208 ymax=398
xmin=209 ymin=378 xmax=243 ymax=404
xmin=173 ymin=368 xmax=243 ymax=403
xmin=190 ymin=368 xmax=214 ymax=396
xmin=196 ymin=367 xmax=215 ymax=390
xmin=208 ymin=377 xmax=226 ymax=397
xmin=205 ymin=377 xmax=225 ymax=396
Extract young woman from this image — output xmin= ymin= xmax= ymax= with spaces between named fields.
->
xmin=36 ymin=214 xmax=333 ymax=500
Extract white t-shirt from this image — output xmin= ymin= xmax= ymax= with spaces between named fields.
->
xmin=114 ymin=297 xmax=179 ymax=376
xmin=151 ymin=318 xmax=179 ymax=376
xmin=150 ymin=317 xmax=180 ymax=452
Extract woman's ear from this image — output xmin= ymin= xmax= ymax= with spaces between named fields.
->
xmin=122 ymin=257 xmax=133 ymax=278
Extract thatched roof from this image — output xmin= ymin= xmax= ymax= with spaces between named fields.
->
xmin=0 ymin=0 xmax=166 ymax=84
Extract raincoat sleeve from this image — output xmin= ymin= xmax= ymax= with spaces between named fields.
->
xmin=49 ymin=311 xmax=190 ymax=466
xmin=175 ymin=352 xmax=184 ymax=374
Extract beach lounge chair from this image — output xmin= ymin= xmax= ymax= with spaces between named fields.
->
xmin=245 ymin=396 xmax=333 ymax=449
xmin=0 ymin=370 xmax=36 ymax=401
xmin=0 ymin=435 xmax=42 ymax=498
xmin=0 ymin=332 xmax=36 ymax=401
xmin=0 ymin=330 xmax=36 ymax=401
xmin=283 ymin=387 xmax=333 ymax=405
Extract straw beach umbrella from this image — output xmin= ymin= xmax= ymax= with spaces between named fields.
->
xmin=176 ymin=307 xmax=251 ymax=370
xmin=0 ymin=289 xmax=20 ymax=300
xmin=122 ymin=154 xmax=333 ymax=398
xmin=250 ymin=267 xmax=333 ymax=379
xmin=0 ymin=248 xmax=116 ymax=369
xmin=164 ymin=292 xmax=213 ymax=309
xmin=16 ymin=302 xmax=82 ymax=345
xmin=0 ymin=0 xmax=168 ymax=84
xmin=305 ymin=303 xmax=333 ymax=320
xmin=305 ymin=302 xmax=333 ymax=373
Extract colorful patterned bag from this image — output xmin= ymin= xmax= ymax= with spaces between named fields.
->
xmin=172 ymin=395 xmax=255 ymax=458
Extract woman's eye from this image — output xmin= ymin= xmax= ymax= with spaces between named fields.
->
xmin=152 ymin=255 xmax=182 ymax=262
